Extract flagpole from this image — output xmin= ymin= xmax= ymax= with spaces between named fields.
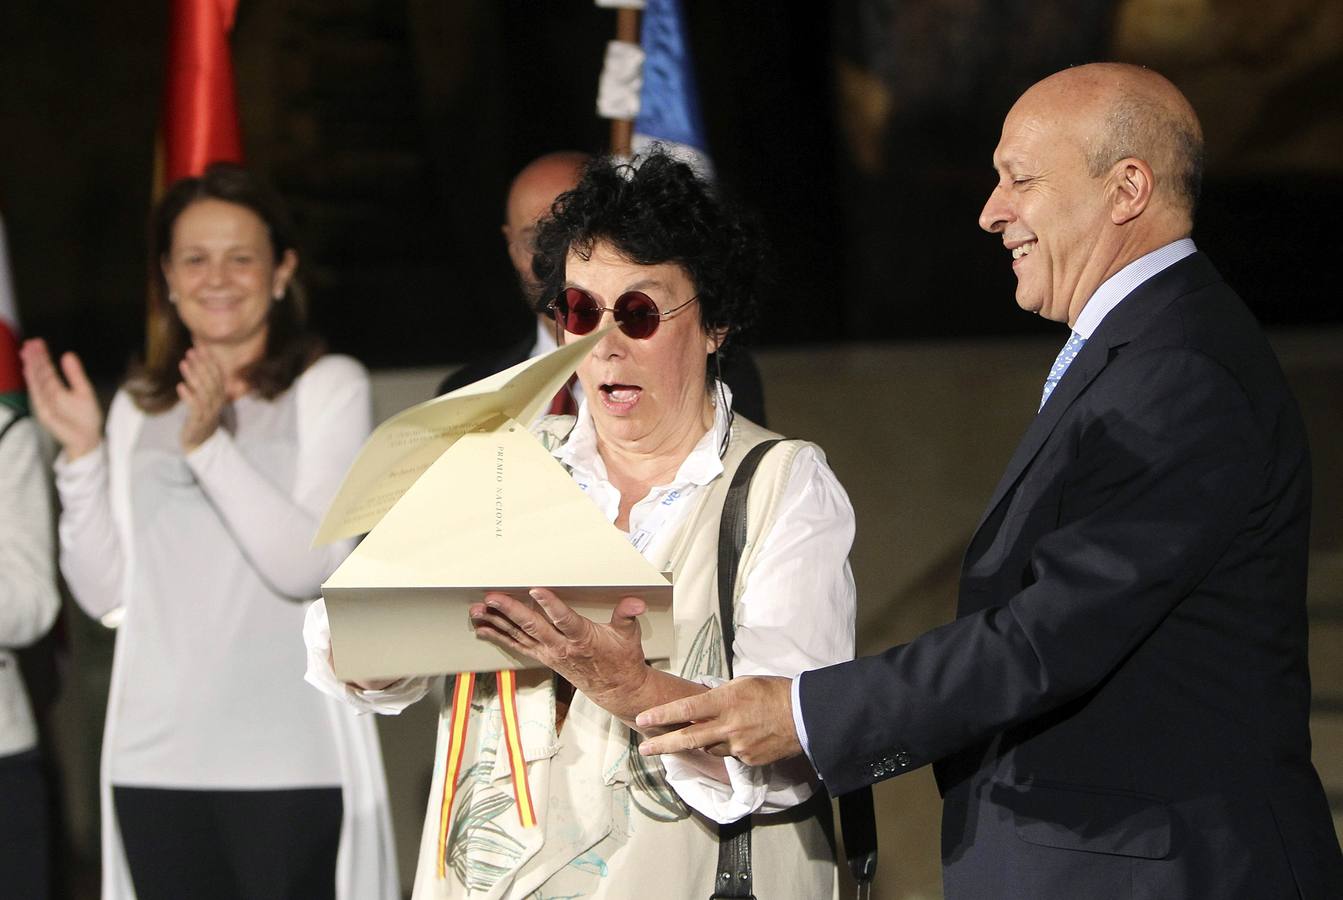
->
xmin=610 ymin=8 xmax=641 ymax=156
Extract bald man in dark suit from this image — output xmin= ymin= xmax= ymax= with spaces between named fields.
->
xmin=639 ymin=63 xmax=1343 ymax=899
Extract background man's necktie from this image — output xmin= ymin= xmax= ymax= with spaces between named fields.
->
xmin=548 ymin=374 xmax=578 ymax=417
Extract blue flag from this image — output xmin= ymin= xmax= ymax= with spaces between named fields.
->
xmin=633 ymin=0 xmax=712 ymax=176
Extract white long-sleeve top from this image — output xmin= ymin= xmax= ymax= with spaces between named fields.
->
xmin=54 ymin=355 xmax=399 ymax=900
xmin=56 ymin=354 xmax=369 ymax=787
xmin=305 ymin=386 xmax=857 ymax=823
xmin=0 ymin=410 xmax=61 ymax=758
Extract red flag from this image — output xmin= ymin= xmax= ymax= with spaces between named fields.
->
xmin=162 ymin=0 xmax=244 ymax=183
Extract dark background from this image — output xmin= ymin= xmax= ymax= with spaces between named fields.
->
xmin=1 ymin=0 xmax=1339 ymax=380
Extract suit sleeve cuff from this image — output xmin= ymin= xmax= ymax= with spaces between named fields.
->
xmin=792 ymin=672 xmax=820 ymax=779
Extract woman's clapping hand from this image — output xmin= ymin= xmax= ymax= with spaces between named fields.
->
xmin=20 ymin=338 xmax=104 ymax=460
xmin=177 ymin=346 xmax=229 ymax=452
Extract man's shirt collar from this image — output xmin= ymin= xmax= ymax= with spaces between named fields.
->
xmin=1073 ymin=237 xmax=1197 ymax=339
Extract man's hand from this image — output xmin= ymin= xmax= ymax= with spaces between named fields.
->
xmin=635 ymin=675 xmax=802 ymax=767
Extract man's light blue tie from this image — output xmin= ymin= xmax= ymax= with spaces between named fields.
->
xmin=1040 ymin=332 xmax=1087 ymax=410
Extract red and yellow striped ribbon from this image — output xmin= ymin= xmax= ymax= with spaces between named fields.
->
xmin=436 ymin=669 xmax=539 ymax=881
xmin=436 ymin=671 xmax=476 ymax=879
xmin=497 ymin=669 xmax=538 ymax=828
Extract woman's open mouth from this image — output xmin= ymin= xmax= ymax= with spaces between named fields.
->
xmin=598 ymin=383 xmax=642 ymax=414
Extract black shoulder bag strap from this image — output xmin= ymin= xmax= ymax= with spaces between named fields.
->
xmin=712 ymin=439 xmax=879 ymax=900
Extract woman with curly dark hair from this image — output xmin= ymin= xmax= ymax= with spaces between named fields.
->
xmin=22 ymin=163 xmax=396 ymax=900
xmin=308 ymin=150 xmax=856 ymax=898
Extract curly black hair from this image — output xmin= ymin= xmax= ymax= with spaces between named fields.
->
xmin=530 ymin=150 xmax=766 ymax=369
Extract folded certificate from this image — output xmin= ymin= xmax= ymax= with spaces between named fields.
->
xmin=315 ymin=328 xmax=603 ymax=546
xmin=316 ymin=330 xmax=674 ymax=681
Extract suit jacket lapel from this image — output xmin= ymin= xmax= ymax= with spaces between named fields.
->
xmin=972 ymin=339 xmax=1106 ymax=534
xmin=969 ymin=252 xmax=1222 ymax=537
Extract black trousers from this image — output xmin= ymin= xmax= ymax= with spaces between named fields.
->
xmin=113 ymin=785 xmax=342 ymax=900
xmin=0 ymin=749 xmax=50 ymax=900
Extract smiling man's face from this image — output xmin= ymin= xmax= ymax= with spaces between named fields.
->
xmin=977 ymin=87 xmax=1115 ymax=326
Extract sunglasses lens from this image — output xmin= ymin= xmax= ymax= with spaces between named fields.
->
xmin=615 ymin=292 xmax=659 ymax=339
xmin=559 ymin=288 xmax=602 ymax=335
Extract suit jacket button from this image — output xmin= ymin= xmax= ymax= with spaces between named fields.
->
xmin=894 ymin=749 xmax=911 ymax=767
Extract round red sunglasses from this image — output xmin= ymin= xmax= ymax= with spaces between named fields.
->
xmin=547 ymin=287 xmax=699 ymax=341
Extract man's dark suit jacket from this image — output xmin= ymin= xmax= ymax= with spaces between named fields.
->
xmin=800 ymin=253 xmax=1343 ymax=898
xmin=436 ymin=334 xmax=769 ymax=426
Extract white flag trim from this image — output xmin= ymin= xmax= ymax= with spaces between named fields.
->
xmin=597 ymin=40 xmax=645 ymax=120
xmin=0 ymin=213 xmax=20 ymax=332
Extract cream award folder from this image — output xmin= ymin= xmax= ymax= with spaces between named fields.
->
xmin=316 ymin=330 xmax=674 ymax=681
